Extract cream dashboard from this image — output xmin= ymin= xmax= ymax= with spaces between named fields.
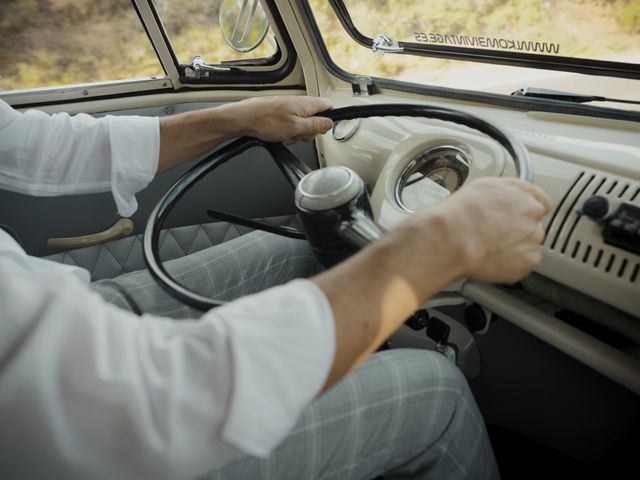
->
xmin=316 ymin=93 xmax=640 ymax=394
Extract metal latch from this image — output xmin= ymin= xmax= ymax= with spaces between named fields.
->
xmin=187 ymin=55 xmax=231 ymax=79
xmin=426 ymin=315 xmax=457 ymax=364
xmin=372 ymin=34 xmax=403 ymax=54
xmin=352 ymin=76 xmax=375 ymax=96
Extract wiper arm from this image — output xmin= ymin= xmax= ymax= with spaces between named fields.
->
xmin=512 ymin=87 xmax=640 ymax=105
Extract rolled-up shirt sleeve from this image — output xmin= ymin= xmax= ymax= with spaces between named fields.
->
xmin=0 ymin=99 xmax=159 ymax=217
xmin=0 ymin=270 xmax=335 ymax=480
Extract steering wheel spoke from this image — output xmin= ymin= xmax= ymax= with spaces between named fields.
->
xmin=264 ymin=142 xmax=313 ymax=188
xmin=206 ymin=209 xmax=306 ymax=239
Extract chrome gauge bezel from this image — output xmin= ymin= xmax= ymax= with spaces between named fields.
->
xmin=395 ymin=145 xmax=472 ymax=213
xmin=332 ymin=118 xmax=361 ymax=142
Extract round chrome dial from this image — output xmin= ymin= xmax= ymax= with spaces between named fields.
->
xmin=332 ymin=118 xmax=361 ymax=142
xmin=396 ymin=146 xmax=471 ymax=212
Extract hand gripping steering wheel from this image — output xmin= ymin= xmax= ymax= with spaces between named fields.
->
xmin=143 ymin=104 xmax=532 ymax=311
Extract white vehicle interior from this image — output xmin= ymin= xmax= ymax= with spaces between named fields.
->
xmin=1 ymin=0 xmax=639 ymax=477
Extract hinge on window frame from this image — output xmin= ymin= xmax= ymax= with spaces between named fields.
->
xmin=372 ymin=34 xmax=403 ymax=54
xmin=185 ymin=55 xmax=232 ymax=79
xmin=352 ymin=76 xmax=376 ymax=96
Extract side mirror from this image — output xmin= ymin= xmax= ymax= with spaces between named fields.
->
xmin=219 ymin=0 xmax=269 ymax=53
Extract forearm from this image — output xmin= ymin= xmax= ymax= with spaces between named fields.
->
xmin=313 ymin=209 xmax=464 ymax=391
xmin=158 ymin=103 xmax=249 ymax=173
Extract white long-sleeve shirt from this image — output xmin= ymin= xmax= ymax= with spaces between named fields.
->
xmin=0 ymin=100 xmax=335 ymax=479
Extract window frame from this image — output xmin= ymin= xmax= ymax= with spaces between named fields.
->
xmin=147 ymin=0 xmax=298 ymax=86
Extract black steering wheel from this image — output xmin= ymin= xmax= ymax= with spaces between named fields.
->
xmin=143 ymin=104 xmax=532 ymax=311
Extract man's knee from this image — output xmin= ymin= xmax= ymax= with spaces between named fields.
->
xmin=373 ymin=349 xmax=476 ymax=436
xmin=253 ymin=232 xmax=321 ymax=277
xmin=374 ymin=348 xmax=467 ymax=396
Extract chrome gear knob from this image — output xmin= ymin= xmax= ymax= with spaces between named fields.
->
xmin=295 ymin=166 xmax=385 ymax=266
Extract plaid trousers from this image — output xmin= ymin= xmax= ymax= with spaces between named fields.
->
xmin=92 ymin=231 xmax=499 ymax=480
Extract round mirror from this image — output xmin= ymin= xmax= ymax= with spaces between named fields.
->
xmin=396 ymin=146 xmax=472 ymax=212
xmin=219 ymin=0 xmax=269 ymax=53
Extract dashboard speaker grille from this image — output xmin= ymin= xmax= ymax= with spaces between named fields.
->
xmin=544 ymin=169 xmax=640 ymax=285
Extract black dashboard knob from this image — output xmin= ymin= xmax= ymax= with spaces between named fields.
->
xmin=580 ymin=195 xmax=610 ymax=221
xmin=464 ymin=304 xmax=489 ymax=332
xmin=405 ymin=309 xmax=429 ymax=331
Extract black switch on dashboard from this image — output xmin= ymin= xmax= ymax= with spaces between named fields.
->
xmin=425 ymin=316 xmax=451 ymax=345
xmin=578 ymin=196 xmax=640 ymax=255
xmin=622 ymin=222 xmax=638 ymax=237
xmin=602 ymin=203 xmax=640 ymax=255
xmin=579 ymin=195 xmax=610 ymax=221
xmin=609 ymin=218 xmax=624 ymax=234
xmin=405 ymin=309 xmax=429 ymax=331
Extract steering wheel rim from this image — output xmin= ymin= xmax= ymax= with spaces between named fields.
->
xmin=143 ymin=103 xmax=532 ymax=311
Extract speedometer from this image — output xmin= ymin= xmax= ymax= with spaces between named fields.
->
xmin=396 ymin=146 xmax=471 ymax=212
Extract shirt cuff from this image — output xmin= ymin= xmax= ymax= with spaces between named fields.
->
xmin=218 ymin=279 xmax=335 ymax=457
xmin=107 ymin=115 xmax=160 ymax=217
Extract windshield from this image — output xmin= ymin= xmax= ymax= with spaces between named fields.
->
xmin=308 ymin=0 xmax=640 ymax=110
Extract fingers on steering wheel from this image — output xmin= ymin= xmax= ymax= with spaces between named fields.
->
xmin=520 ymin=181 xmax=553 ymax=214
xmin=533 ymin=222 xmax=546 ymax=245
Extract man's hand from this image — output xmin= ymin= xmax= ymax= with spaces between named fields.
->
xmin=394 ymin=177 xmax=553 ymax=291
xmin=158 ymin=96 xmax=333 ymax=173
xmin=233 ymin=96 xmax=334 ymax=144
xmin=440 ymin=177 xmax=553 ymax=284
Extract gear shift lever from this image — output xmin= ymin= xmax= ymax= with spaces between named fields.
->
xmin=295 ymin=166 xmax=385 ymax=267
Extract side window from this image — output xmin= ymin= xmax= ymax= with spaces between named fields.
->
xmin=0 ymin=0 xmax=165 ymax=91
xmin=156 ymin=0 xmax=278 ymax=66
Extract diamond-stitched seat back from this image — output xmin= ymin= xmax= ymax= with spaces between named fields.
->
xmin=46 ymin=216 xmax=299 ymax=281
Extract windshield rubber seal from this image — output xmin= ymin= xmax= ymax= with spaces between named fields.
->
xmin=298 ymin=0 xmax=640 ymax=123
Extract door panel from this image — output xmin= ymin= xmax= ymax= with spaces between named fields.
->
xmin=45 ymin=215 xmax=301 ymax=281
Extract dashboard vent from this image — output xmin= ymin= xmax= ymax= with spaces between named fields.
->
xmin=544 ymin=170 xmax=640 ymax=285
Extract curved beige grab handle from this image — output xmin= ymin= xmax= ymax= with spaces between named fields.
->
xmin=47 ymin=218 xmax=134 ymax=248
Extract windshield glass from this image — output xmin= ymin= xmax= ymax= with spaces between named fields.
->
xmin=308 ymin=0 xmax=640 ymax=109
xmin=340 ymin=0 xmax=639 ymax=63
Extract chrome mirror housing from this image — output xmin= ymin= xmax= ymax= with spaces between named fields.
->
xmin=219 ymin=0 xmax=269 ymax=53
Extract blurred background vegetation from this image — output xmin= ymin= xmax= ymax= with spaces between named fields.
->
xmin=0 ymin=0 xmax=164 ymax=89
xmin=0 ymin=0 xmax=638 ymax=90
xmin=310 ymin=0 xmax=640 ymax=80
xmin=0 ymin=0 xmax=275 ymax=89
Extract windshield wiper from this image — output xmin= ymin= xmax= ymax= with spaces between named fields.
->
xmin=512 ymin=87 xmax=640 ymax=106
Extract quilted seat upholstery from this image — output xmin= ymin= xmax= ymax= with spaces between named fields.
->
xmin=45 ymin=216 xmax=300 ymax=281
